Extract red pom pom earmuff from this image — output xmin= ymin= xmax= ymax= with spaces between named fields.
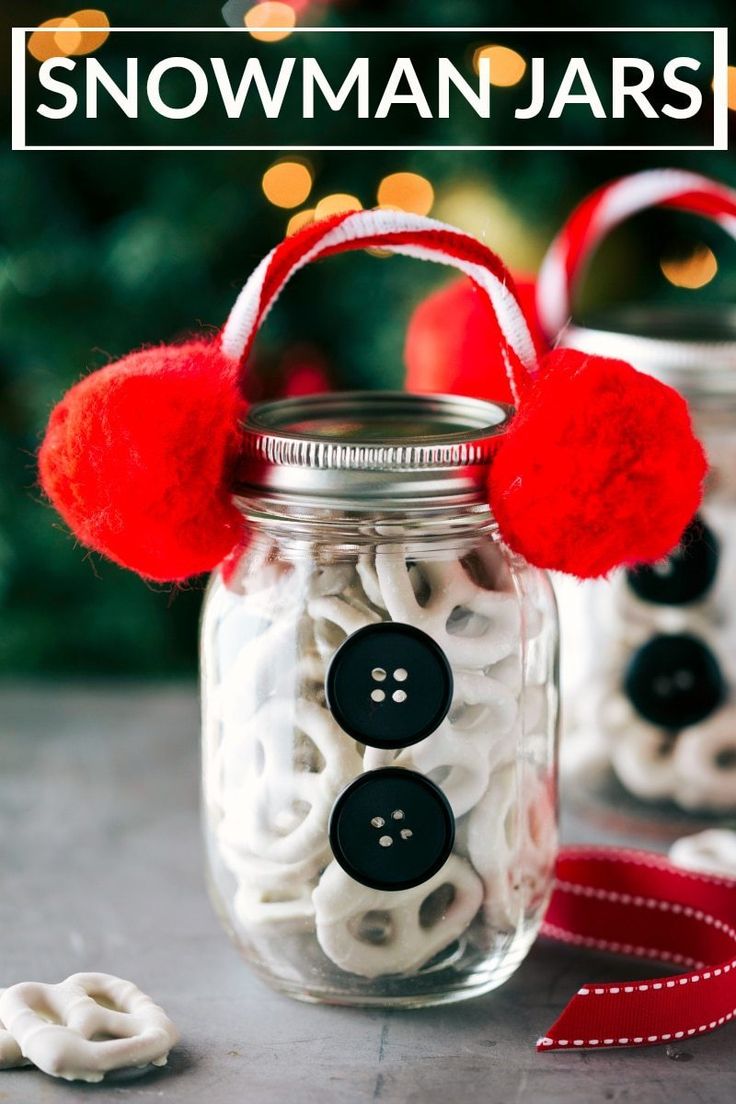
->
xmin=39 ymin=340 xmax=245 ymax=582
xmin=404 ymin=274 xmax=546 ymax=405
xmin=489 ymin=349 xmax=708 ymax=578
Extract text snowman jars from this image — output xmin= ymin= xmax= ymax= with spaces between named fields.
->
xmin=201 ymin=392 xmax=560 ymax=1007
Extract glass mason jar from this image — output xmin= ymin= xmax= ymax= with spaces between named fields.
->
xmin=201 ymin=392 xmax=559 ymax=1007
xmin=558 ymin=307 xmax=736 ymax=816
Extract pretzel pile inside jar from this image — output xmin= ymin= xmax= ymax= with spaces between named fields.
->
xmin=202 ymin=534 xmax=556 ymax=983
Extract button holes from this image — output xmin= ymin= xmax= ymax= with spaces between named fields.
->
xmin=371 ymin=667 xmax=387 ymax=682
xmin=378 ymin=835 xmax=393 ymax=848
xmin=400 ymin=828 xmax=413 ymax=840
xmin=393 ymin=668 xmax=408 ymax=682
xmin=371 ymin=689 xmax=386 ymax=703
xmin=391 ymin=809 xmax=405 ymax=820
xmin=371 ymin=816 xmax=385 ymax=828
xmin=392 ymin=689 xmax=407 ymax=703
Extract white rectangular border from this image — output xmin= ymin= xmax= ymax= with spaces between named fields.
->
xmin=11 ymin=25 xmax=729 ymax=152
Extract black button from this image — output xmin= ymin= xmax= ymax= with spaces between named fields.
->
xmin=624 ymin=632 xmax=725 ymax=729
xmin=626 ymin=516 xmax=719 ymax=606
xmin=328 ymin=768 xmax=455 ymax=891
xmin=325 ymin=622 xmax=453 ymax=749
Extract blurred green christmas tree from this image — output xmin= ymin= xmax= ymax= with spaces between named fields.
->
xmin=1 ymin=0 xmax=733 ymax=674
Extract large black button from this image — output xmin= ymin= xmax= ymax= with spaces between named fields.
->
xmin=623 ymin=632 xmax=725 ymax=729
xmin=325 ymin=622 xmax=453 ymax=749
xmin=626 ymin=516 xmax=719 ymax=606
xmin=328 ymin=768 xmax=455 ymax=891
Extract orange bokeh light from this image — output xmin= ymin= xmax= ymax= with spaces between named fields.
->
xmin=27 ymin=10 xmax=109 ymax=62
xmin=28 ymin=18 xmax=81 ymax=63
xmin=660 ymin=245 xmax=718 ymax=290
xmin=313 ymin=194 xmax=363 ymax=219
xmin=69 ymin=9 xmax=110 ymax=56
xmin=245 ymin=2 xmax=296 ymax=43
xmin=286 ymin=209 xmax=315 ymax=236
xmin=473 ymin=45 xmax=527 ymax=88
xmin=377 ymin=172 xmax=434 ymax=216
xmin=262 ymin=161 xmax=313 ymax=209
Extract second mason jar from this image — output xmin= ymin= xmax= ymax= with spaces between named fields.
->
xmin=559 ymin=306 xmax=736 ymax=815
xmin=201 ymin=391 xmax=559 ymax=1007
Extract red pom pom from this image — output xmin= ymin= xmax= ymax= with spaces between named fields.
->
xmin=489 ymin=349 xmax=708 ymax=578
xmin=39 ymin=340 xmax=246 ymax=582
xmin=404 ymin=275 xmax=546 ymax=405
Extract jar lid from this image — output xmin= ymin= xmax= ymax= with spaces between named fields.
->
xmin=235 ymin=391 xmax=511 ymax=507
xmin=564 ymin=305 xmax=736 ymax=399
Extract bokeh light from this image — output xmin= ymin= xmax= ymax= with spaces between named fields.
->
xmin=245 ymin=2 xmax=297 ymax=43
xmin=660 ymin=245 xmax=718 ymax=289
xmin=286 ymin=208 xmax=315 ymax=236
xmin=27 ymin=10 xmax=109 ymax=62
xmin=728 ymin=66 xmax=736 ymax=112
xmin=377 ymin=172 xmax=434 ymax=216
xmin=28 ymin=18 xmax=81 ymax=62
xmin=473 ymin=45 xmax=527 ymax=87
xmin=262 ymin=160 xmax=313 ymax=208
xmin=68 ymin=9 xmax=110 ymax=56
xmin=434 ymin=182 xmax=545 ymax=270
xmin=313 ymin=193 xmax=363 ymax=219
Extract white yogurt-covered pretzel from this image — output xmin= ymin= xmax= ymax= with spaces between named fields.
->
xmin=669 ymin=828 xmax=736 ymax=878
xmin=218 ymin=538 xmax=293 ymax=600
xmin=362 ymin=727 xmax=489 ymax=818
xmin=672 ymin=708 xmax=736 ymax=811
xmin=216 ymin=611 xmax=302 ymax=727
xmin=313 ymin=856 xmax=483 ymax=978
xmin=216 ymin=838 xmax=321 ymax=893
xmin=0 ymin=974 xmax=178 ymax=1084
xmin=207 ymin=650 xmax=327 ymax=818
xmin=218 ymin=840 xmax=320 ymax=935
xmin=467 ymin=765 xmax=517 ymax=928
xmin=234 ymin=881 xmax=315 ymax=929
xmin=374 ymin=551 xmax=523 ymax=668
xmin=450 ymin=671 xmax=519 ymax=733
xmin=363 ymin=670 xmax=518 ymax=816
xmin=307 ymin=564 xmax=358 ymax=599
xmin=364 ymin=719 xmax=514 ymax=819
xmin=411 ymin=722 xmax=508 ymax=817
xmin=609 ymin=721 xmax=679 ymax=801
xmin=357 ymin=553 xmax=387 ymax=609
xmin=308 ymin=592 xmax=382 ymax=661
xmin=219 ymin=698 xmax=362 ymax=869
xmin=610 ymin=572 xmax=715 ymax=644
xmin=0 ymin=991 xmax=30 ymax=1070
xmin=467 ymin=764 xmax=556 ymax=930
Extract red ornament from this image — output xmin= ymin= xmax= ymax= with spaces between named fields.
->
xmin=38 ymin=340 xmax=246 ymax=583
xmin=282 ymin=352 xmax=331 ymax=398
xmin=489 ymin=349 xmax=708 ymax=579
xmin=404 ymin=274 xmax=546 ymax=405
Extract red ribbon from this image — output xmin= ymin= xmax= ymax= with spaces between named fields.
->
xmin=539 ymin=847 xmax=736 ymax=1052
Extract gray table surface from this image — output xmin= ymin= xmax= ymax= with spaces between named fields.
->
xmin=1 ymin=683 xmax=733 ymax=1103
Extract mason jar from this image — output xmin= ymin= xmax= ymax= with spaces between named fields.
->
xmin=201 ymin=391 xmax=559 ymax=1007
xmin=558 ymin=306 xmax=736 ymax=815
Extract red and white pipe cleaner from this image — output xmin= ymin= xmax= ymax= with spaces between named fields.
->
xmin=536 ymin=169 xmax=736 ymax=342
xmin=221 ymin=207 xmax=537 ymax=405
xmin=539 ymin=846 xmax=736 ymax=1052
